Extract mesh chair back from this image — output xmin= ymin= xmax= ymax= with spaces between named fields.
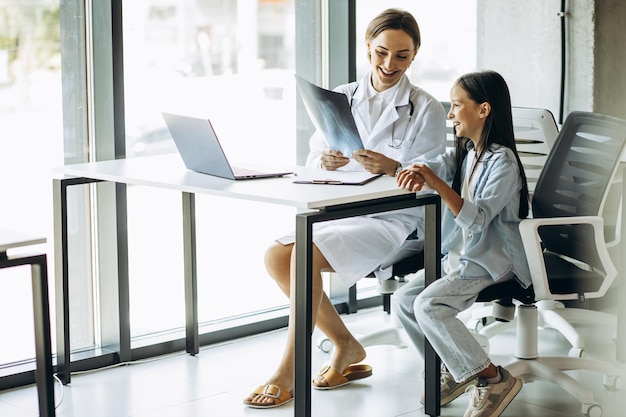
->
xmin=532 ymin=111 xmax=626 ymax=279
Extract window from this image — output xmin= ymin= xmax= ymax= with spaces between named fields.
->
xmin=122 ymin=0 xmax=297 ymax=341
xmin=0 ymin=1 xmax=63 ymax=368
xmin=0 ymin=0 xmax=478 ymax=387
xmin=356 ymin=1 xmax=477 ymax=101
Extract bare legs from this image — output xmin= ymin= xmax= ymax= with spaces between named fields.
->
xmin=245 ymin=242 xmax=366 ymax=406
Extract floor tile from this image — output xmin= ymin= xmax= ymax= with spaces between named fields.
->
xmin=0 ymin=305 xmax=623 ymax=417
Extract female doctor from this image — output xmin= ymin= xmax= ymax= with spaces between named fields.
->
xmin=244 ymin=8 xmax=446 ymax=409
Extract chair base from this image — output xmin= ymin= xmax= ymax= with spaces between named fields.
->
xmin=538 ymin=301 xmax=617 ymax=353
xmin=505 ymin=304 xmax=620 ymax=417
xmin=468 ymin=300 xmax=618 ymax=358
xmin=316 ymin=325 xmax=408 ymax=353
xmin=358 ymin=327 xmax=407 ymax=349
xmin=316 ymin=326 xmax=490 ymax=353
xmin=507 ymin=358 xmax=616 ymax=417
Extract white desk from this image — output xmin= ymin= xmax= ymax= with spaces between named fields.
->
xmin=53 ymin=154 xmax=442 ymax=417
xmin=0 ymin=229 xmax=54 ymax=417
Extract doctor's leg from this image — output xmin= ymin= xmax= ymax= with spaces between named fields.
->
xmin=246 ymin=242 xmax=365 ymax=405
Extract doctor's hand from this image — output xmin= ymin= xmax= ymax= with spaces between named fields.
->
xmin=320 ymin=149 xmax=350 ymax=171
xmin=352 ymin=149 xmax=397 ymax=176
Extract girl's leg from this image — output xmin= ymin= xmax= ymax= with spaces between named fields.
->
xmin=414 ymin=272 xmax=500 ymax=383
xmin=392 ymin=270 xmax=428 ymax=358
xmin=394 ymin=269 xmax=503 ymax=382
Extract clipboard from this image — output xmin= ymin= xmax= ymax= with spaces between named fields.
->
xmin=295 ymin=74 xmax=364 ymax=156
xmin=293 ymin=171 xmax=382 ymax=185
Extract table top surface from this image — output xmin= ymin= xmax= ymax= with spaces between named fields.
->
xmin=0 ymin=229 xmax=47 ymax=254
xmin=55 ymin=154 xmax=425 ymax=210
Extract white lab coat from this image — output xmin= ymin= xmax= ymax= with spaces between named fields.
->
xmin=306 ymin=72 xmax=446 ymax=170
xmin=280 ymin=72 xmax=447 ymax=287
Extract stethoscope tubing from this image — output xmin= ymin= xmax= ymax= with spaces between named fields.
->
xmin=349 ymin=83 xmax=415 ymax=148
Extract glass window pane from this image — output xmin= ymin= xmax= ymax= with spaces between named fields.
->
xmin=0 ymin=267 xmax=35 ymax=364
xmin=122 ymin=0 xmax=296 ymax=340
xmin=356 ymin=2 xmax=477 ymax=101
xmin=0 ymin=1 xmax=66 ymax=365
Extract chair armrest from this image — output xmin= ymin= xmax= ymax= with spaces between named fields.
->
xmin=603 ymin=175 xmax=622 ymax=249
xmin=519 ymin=216 xmax=617 ymax=300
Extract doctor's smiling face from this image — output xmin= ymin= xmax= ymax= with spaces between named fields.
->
xmin=365 ymin=9 xmax=420 ymax=92
xmin=367 ymin=29 xmax=417 ymax=92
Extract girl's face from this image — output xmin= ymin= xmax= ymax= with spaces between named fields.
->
xmin=367 ymin=29 xmax=417 ymax=92
xmin=448 ymin=83 xmax=489 ymax=145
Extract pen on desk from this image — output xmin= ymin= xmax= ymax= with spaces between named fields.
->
xmin=312 ymin=179 xmax=342 ymax=184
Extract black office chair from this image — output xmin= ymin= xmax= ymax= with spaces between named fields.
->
xmin=322 ymin=105 xmax=559 ymax=351
xmin=347 ymin=230 xmax=424 ymax=314
xmin=472 ymin=111 xmax=626 ymax=417
xmin=321 ymin=111 xmax=625 ymax=417
xmin=345 ymin=105 xmax=559 ymax=340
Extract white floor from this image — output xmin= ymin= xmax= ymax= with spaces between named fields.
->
xmin=0 ymin=305 xmax=624 ymax=417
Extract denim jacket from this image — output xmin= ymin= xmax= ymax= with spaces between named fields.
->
xmin=425 ymin=143 xmax=532 ymax=288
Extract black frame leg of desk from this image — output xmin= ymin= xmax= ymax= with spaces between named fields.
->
xmin=54 ymin=177 xmax=133 ymax=384
xmin=1 ymin=254 xmax=55 ymax=416
xmin=31 ymin=254 xmax=56 ymax=417
xmin=423 ymin=202 xmax=442 ymax=417
xmin=292 ymin=194 xmax=441 ymax=417
xmin=182 ymin=192 xmax=199 ymax=355
xmin=53 ymin=178 xmax=71 ymax=384
xmin=294 ymin=215 xmax=313 ymax=417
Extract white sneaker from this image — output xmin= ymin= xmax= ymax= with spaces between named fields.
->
xmin=463 ymin=366 xmax=522 ymax=417
xmin=421 ymin=364 xmax=478 ymax=406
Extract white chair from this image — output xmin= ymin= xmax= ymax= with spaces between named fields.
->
xmin=471 ymin=111 xmax=626 ymax=417
xmin=321 ymin=111 xmax=626 ymax=417
xmin=339 ymin=106 xmax=560 ymax=339
xmin=510 ymin=106 xmax=559 ymax=195
xmin=318 ymin=105 xmax=560 ymax=352
xmin=468 ymin=110 xmax=622 ymax=359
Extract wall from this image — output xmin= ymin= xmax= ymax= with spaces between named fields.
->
xmin=477 ymin=0 xmax=626 ymax=121
xmin=594 ymin=0 xmax=626 ymax=119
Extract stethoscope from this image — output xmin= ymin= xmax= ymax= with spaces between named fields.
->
xmin=349 ymin=83 xmax=415 ymax=148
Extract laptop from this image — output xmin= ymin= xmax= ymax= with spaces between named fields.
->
xmin=162 ymin=112 xmax=293 ymax=180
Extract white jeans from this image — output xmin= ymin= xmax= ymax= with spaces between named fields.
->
xmin=393 ymin=268 xmax=510 ymax=383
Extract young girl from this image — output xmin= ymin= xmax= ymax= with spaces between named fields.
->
xmin=244 ymin=8 xmax=446 ymax=409
xmin=395 ymin=70 xmax=530 ymax=417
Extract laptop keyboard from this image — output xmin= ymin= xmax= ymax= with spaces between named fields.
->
xmin=232 ymin=166 xmax=266 ymax=176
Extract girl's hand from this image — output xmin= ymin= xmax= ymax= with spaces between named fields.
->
xmin=396 ymin=168 xmax=425 ymax=191
xmin=352 ymin=149 xmax=397 ymax=176
xmin=399 ymin=163 xmax=463 ymax=215
xmin=320 ymin=149 xmax=349 ymax=170
xmin=397 ymin=163 xmax=442 ymax=191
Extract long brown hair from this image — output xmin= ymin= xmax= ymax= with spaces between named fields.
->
xmin=451 ymin=70 xmax=529 ymax=219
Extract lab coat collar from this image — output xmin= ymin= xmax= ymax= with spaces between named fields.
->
xmin=351 ymin=72 xmax=413 ymax=143
xmin=352 ymin=72 xmax=411 ymax=106
xmin=393 ymin=75 xmax=412 ymax=108
xmin=369 ymin=76 xmax=412 ymax=139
